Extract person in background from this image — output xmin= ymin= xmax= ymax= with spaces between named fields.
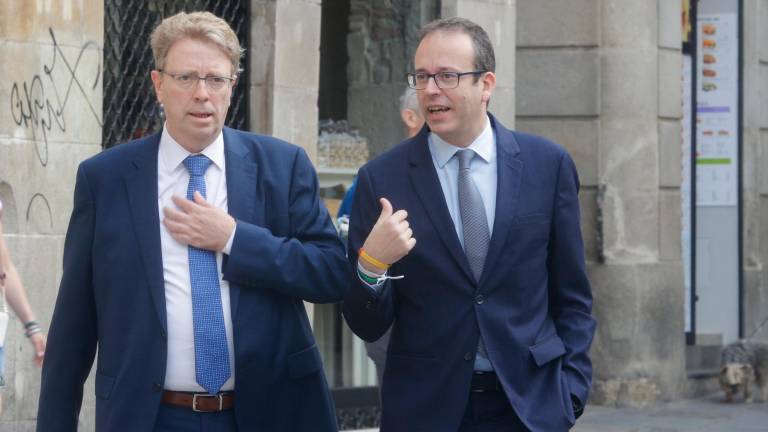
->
xmin=359 ymin=87 xmax=424 ymax=384
xmin=37 ymin=11 xmax=346 ymax=432
xmin=0 ymin=199 xmax=46 ymax=416
xmin=343 ymin=17 xmax=595 ymax=431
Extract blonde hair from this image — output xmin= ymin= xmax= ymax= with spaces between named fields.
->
xmin=150 ymin=11 xmax=243 ymax=76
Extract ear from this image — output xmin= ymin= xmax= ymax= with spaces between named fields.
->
xmin=401 ymin=108 xmax=422 ymax=130
xmin=150 ymin=70 xmax=164 ymax=105
xmin=480 ymin=71 xmax=496 ymax=104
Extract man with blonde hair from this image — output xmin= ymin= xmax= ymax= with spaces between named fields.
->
xmin=38 ymin=11 xmax=346 ymax=432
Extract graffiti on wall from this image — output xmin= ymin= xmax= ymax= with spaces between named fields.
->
xmin=10 ymin=28 xmax=102 ymax=167
xmin=7 ymin=28 xmax=102 ymax=228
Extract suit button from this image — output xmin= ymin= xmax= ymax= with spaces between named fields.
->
xmin=475 ymin=294 xmax=485 ymax=305
xmin=365 ymin=300 xmax=373 ymax=310
xmin=153 ymin=383 xmax=162 ymax=392
xmin=464 ymin=352 xmax=474 ymax=361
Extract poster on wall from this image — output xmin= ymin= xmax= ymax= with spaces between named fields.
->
xmin=696 ymin=10 xmax=739 ymax=206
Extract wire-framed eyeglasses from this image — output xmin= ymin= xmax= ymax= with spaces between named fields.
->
xmin=407 ymin=71 xmax=486 ymax=90
xmin=158 ymin=69 xmax=235 ymax=91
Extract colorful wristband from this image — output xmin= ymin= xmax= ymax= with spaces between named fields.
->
xmin=358 ymin=248 xmax=390 ymax=270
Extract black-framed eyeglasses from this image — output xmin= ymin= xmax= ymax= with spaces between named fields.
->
xmin=406 ymin=71 xmax=486 ymax=90
xmin=158 ymin=69 xmax=235 ymax=91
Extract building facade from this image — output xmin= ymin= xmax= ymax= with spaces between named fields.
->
xmin=0 ymin=0 xmax=766 ymax=429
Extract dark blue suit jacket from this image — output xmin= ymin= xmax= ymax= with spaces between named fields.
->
xmin=343 ymin=115 xmax=596 ymax=431
xmin=37 ymin=128 xmax=347 ymax=431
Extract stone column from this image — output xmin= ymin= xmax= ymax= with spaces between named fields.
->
xmin=516 ymin=0 xmax=686 ymax=406
xmin=250 ymin=0 xmax=322 ymax=163
xmin=441 ymin=0 xmax=516 ymax=126
xmin=590 ymin=0 xmax=685 ymax=406
xmin=0 ymin=0 xmax=103 ymax=428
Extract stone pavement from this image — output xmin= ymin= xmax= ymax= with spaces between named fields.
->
xmin=347 ymin=393 xmax=768 ymax=432
xmin=573 ymin=393 xmax=768 ymax=432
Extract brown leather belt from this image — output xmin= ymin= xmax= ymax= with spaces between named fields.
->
xmin=161 ymin=391 xmax=234 ymax=412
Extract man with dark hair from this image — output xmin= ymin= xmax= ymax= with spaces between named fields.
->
xmin=38 ymin=11 xmax=346 ymax=432
xmin=343 ymin=17 xmax=595 ymax=431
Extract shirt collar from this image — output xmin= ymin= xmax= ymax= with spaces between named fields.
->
xmin=159 ymin=124 xmax=225 ymax=173
xmin=429 ymin=117 xmax=494 ymax=168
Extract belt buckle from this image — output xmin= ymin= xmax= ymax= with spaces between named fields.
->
xmin=192 ymin=393 xmax=223 ymax=412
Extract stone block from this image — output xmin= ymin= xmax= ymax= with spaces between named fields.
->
xmin=601 ymin=188 xmax=659 ymax=261
xmin=517 ymin=0 xmax=598 ymax=47
xmin=0 ymin=139 xmax=98 ymax=235
xmin=762 ymin=132 xmax=768 ymax=195
xmin=272 ymin=86 xmax=320 ymax=163
xmin=515 ymin=119 xmax=598 ymax=186
xmin=348 ymin=83 xmax=408 ymax=158
xmin=602 ymin=50 xmax=657 ymax=119
xmin=1 ymin=41 xmax=103 ymax=146
xmin=760 ymin=64 xmax=768 ymax=129
xmin=489 ymin=86 xmax=515 ymax=129
xmin=658 ymin=120 xmax=682 ymax=188
xmin=601 ymin=0 xmax=656 ymax=49
xmin=588 ymin=261 xmax=685 ymax=402
xmin=578 ymin=188 xmax=598 ymax=263
xmin=600 ymin=120 xmax=658 ymax=191
xmin=659 ymin=190 xmax=682 ymax=262
xmin=761 ymin=0 xmax=768 ymax=62
xmin=657 ymin=0 xmax=682 ymax=49
xmin=0 ymin=0 xmax=103 ymax=46
xmin=274 ymin=0 xmax=321 ymax=89
xmin=658 ymin=49 xmax=682 ymax=119
xmin=516 ymin=49 xmax=599 ymax=116
xmin=248 ymin=84 xmax=274 ymax=137
xmin=744 ymin=267 xmax=768 ymax=339
xmin=249 ymin=1 xmax=277 ymax=87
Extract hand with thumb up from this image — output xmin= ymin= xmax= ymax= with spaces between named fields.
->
xmin=359 ymin=198 xmax=416 ymax=273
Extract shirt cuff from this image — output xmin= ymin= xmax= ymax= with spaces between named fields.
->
xmin=222 ymin=225 xmax=236 ymax=255
xmin=357 ymin=261 xmax=387 ymax=293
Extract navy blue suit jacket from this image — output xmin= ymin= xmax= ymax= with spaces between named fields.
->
xmin=37 ymin=128 xmax=347 ymax=431
xmin=343 ymin=115 xmax=596 ymax=431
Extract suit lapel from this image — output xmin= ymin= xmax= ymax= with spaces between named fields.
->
xmin=222 ymin=128 xmax=259 ymax=319
xmin=407 ymin=131 xmax=475 ymax=285
xmin=124 ymin=133 xmax=166 ymax=332
xmin=480 ymin=116 xmax=523 ymax=288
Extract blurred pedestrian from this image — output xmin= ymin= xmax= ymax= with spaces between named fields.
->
xmin=0 ymin=199 xmax=46 ymax=416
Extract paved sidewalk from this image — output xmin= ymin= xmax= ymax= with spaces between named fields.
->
xmin=348 ymin=393 xmax=768 ymax=432
xmin=573 ymin=393 xmax=768 ymax=432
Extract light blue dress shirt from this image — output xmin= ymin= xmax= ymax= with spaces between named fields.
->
xmin=427 ymin=119 xmax=497 ymax=371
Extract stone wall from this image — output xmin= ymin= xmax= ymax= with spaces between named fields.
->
xmin=250 ymin=0 xmax=322 ymax=163
xmin=516 ymin=0 xmax=686 ymax=407
xmin=346 ymin=0 xmax=428 ymax=156
xmin=743 ymin=0 xmax=768 ymax=340
xmin=0 ymin=0 xmax=103 ymax=428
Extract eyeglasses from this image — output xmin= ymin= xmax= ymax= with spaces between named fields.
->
xmin=158 ymin=69 xmax=235 ymax=91
xmin=407 ymin=71 xmax=486 ymax=90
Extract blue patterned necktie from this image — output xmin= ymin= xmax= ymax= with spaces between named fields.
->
xmin=183 ymin=154 xmax=231 ymax=395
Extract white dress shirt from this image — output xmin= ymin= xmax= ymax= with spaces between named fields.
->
xmin=158 ymin=126 xmax=236 ymax=391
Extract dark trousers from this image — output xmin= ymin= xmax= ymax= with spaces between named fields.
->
xmin=457 ymin=390 xmax=529 ymax=432
xmin=154 ymin=404 xmax=238 ymax=432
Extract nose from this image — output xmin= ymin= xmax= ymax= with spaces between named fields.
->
xmin=192 ymin=79 xmax=210 ymax=100
xmin=424 ymin=76 xmax=442 ymax=95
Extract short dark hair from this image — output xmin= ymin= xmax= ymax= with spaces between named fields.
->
xmin=419 ymin=17 xmax=495 ymax=74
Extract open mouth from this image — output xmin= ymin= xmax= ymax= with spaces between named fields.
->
xmin=190 ymin=112 xmax=213 ymax=119
xmin=427 ymin=106 xmax=450 ymax=114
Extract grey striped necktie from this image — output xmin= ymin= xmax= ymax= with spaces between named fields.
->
xmin=457 ymin=149 xmax=490 ymax=283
